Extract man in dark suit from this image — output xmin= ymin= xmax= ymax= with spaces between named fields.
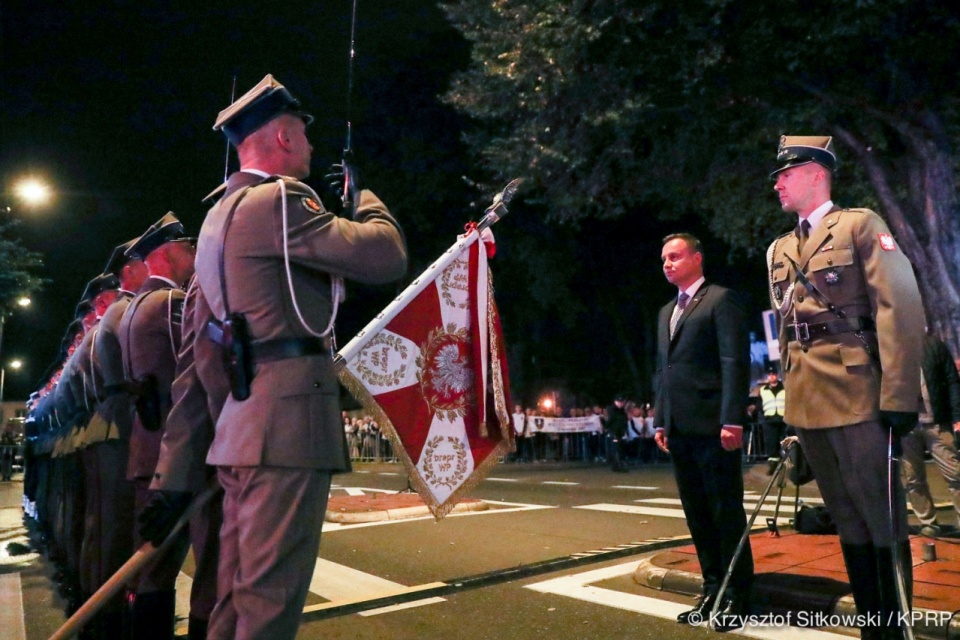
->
xmin=653 ymin=233 xmax=752 ymax=630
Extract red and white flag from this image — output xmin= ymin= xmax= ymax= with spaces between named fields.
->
xmin=338 ymin=228 xmax=513 ymax=519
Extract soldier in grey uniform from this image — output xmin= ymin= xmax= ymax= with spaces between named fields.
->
xmin=65 ymin=273 xmax=120 ymax=633
xmin=91 ymin=239 xmax=148 ymax=636
xmin=140 ymin=270 xmax=228 ymax=640
xmin=173 ymin=74 xmax=408 ymax=640
xmin=767 ymin=136 xmax=923 ymax=640
xmin=119 ymin=213 xmax=199 ymax=639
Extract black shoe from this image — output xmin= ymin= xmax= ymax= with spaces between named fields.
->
xmin=711 ymin=593 xmax=749 ymax=632
xmin=677 ymin=593 xmax=716 ymax=624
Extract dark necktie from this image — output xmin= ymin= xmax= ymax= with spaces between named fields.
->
xmin=669 ymin=292 xmax=690 ymax=338
xmin=797 ymin=219 xmax=811 ymax=254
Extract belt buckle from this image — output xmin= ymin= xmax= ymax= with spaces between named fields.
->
xmin=792 ymin=322 xmax=810 ymax=342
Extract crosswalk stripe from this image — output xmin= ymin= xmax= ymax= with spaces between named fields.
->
xmin=526 ymin=561 xmax=846 ymax=638
xmin=574 ymin=503 xmax=792 ymax=521
xmin=175 ymin=572 xmax=192 ymax=635
xmin=0 ymin=573 xmax=26 ymax=640
xmin=612 ymin=485 xmax=659 ymax=490
xmin=542 ymin=481 xmax=579 ymax=486
xmin=636 ymin=497 xmax=823 ymax=507
xmin=309 ymin=557 xmax=411 ymax=601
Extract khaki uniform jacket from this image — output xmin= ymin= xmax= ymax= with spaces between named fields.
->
xmin=766 ymin=207 xmax=923 ymax=428
xmin=195 ymin=171 xmax=407 ymax=470
xmin=94 ymin=292 xmax=137 ymax=442
xmin=119 ymin=277 xmax=186 ymax=480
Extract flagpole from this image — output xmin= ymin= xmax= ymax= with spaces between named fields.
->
xmin=334 ymin=178 xmax=521 ymax=369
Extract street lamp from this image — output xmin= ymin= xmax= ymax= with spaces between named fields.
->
xmin=12 ymin=177 xmax=52 ymax=208
xmin=0 ymin=358 xmax=23 ymax=417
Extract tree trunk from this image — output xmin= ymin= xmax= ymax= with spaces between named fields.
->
xmin=835 ymin=120 xmax=960 ymax=356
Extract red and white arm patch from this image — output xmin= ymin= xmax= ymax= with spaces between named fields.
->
xmin=878 ymin=233 xmax=897 ymax=251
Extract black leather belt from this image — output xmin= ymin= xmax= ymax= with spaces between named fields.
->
xmin=251 ymin=337 xmax=331 ymax=364
xmin=787 ymin=317 xmax=875 ymax=343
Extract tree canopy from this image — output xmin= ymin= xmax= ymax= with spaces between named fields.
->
xmin=0 ymin=221 xmax=44 ymax=318
xmin=442 ymin=0 xmax=960 ymax=353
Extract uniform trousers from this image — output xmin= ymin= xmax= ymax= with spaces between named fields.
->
xmin=669 ymin=433 xmax=753 ymax=594
xmin=900 ymin=423 xmax=960 ymax=528
xmin=209 ymin=466 xmax=331 ymax=640
xmin=796 ymin=421 xmax=909 ymax=545
xmin=133 ymin=479 xmax=191 ymax=593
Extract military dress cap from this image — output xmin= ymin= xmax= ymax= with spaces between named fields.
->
xmin=125 ymin=212 xmax=188 ymax=260
xmin=103 ymin=238 xmax=141 ymax=275
xmin=80 ymin=273 xmax=120 ymax=303
xmin=770 ymin=135 xmax=837 ymax=177
xmin=213 ymin=74 xmax=314 ymax=146
xmin=62 ymin=318 xmax=83 ymax=346
xmin=74 ymin=299 xmax=95 ymax=320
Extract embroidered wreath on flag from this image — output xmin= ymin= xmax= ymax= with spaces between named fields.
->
xmin=354 ymin=333 xmax=410 ymax=388
xmin=416 ymin=324 xmax=474 ymax=421
xmin=440 ymin=256 xmax=470 ymax=310
xmin=422 ymin=435 xmax=469 ymax=489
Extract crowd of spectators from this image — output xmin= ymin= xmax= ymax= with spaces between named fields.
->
xmin=341 ymin=397 xmax=779 ymax=468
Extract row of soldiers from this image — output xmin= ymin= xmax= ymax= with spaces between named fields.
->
xmin=24 ymin=213 xmax=216 ymax=639
xmin=23 ymin=74 xmax=409 ymax=640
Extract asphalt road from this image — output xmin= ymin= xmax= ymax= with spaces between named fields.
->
xmin=11 ymin=457 xmax=951 ymax=639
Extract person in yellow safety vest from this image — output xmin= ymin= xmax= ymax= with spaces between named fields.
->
xmin=758 ymin=367 xmax=788 ymax=474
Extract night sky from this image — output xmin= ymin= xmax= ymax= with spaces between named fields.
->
xmin=1 ymin=2 xmax=772 ymax=405
xmin=0 ymin=1 xmax=483 ymax=399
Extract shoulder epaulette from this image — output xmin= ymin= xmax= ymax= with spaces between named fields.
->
xmin=202 ymin=182 xmax=229 ymax=203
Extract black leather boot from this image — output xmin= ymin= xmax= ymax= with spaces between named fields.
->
xmin=677 ymin=591 xmax=717 ymax=624
xmin=876 ymin=542 xmax=913 ymax=640
xmin=131 ymin=590 xmax=177 ymax=640
xmin=840 ymin=542 xmax=882 ymax=640
xmin=188 ymin=614 xmax=209 ymax=640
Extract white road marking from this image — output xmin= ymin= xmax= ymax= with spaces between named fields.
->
xmin=574 ymin=503 xmax=791 ymax=523
xmin=542 ymin=481 xmax=579 ymax=486
xmin=0 ymin=573 xmax=25 ymax=640
xmin=358 ymin=597 xmax=447 ymax=617
xmin=612 ymin=485 xmax=659 ymax=490
xmin=636 ymin=497 xmax=823 ymax=508
xmin=310 ymin=558 xmax=413 ymax=601
xmin=526 ymin=561 xmax=846 ymax=638
xmin=322 ymin=500 xmax=555 ymax=533
xmin=175 ymin=571 xmax=192 ymax=635
xmin=485 ymin=477 xmax=519 ymax=482
xmin=176 ymin=555 xmax=447 ymax=618
xmin=0 ymin=536 xmax=39 ymax=566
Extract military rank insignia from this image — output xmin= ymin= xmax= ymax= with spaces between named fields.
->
xmin=301 ymin=196 xmax=323 ymax=214
xmin=878 ymin=233 xmax=896 ymax=251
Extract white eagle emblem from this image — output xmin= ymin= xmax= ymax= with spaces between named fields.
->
xmin=432 ymin=344 xmax=472 ymax=395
